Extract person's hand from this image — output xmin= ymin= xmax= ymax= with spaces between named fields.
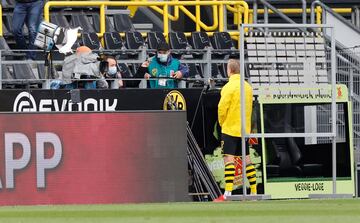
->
xmin=144 ymin=73 xmax=151 ymax=79
xmin=141 ymin=60 xmax=150 ymax=68
xmin=172 ymin=71 xmax=183 ymax=79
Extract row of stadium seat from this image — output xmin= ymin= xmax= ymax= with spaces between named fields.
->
xmin=2 ymin=12 xmax=135 ymax=38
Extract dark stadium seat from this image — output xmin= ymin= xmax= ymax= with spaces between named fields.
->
xmin=269 ymin=137 xmax=323 ymax=177
xmin=2 ymin=64 xmax=13 ymax=80
xmin=2 ymin=22 xmax=11 ymax=38
xmin=125 ymin=31 xmax=145 ymax=49
xmin=168 ymin=32 xmax=191 ymax=59
xmin=169 ymin=32 xmax=189 ymax=50
xmin=213 ymin=31 xmax=239 ymax=59
xmin=104 ymin=32 xmax=124 ymax=50
xmin=167 ymin=32 xmax=202 ymax=80
xmin=13 ymin=63 xmax=39 ymax=82
xmin=118 ymin=63 xmax=139 ymax=87
xmin=4 ymin=14 xmax=29 ymax=37
xmin=147 ymin=32 xmax=166 ymax=49
xmin=82 ymin=32 xmax=102 ymax=50
xmin=1 ymin=0 xmax=15 ymax=8
xmin=50 ymin=13 xmax=71 ymax=28
xmin=191 ymin=32 xmax=211 ymax=50
xmin=191 ymin=32 xmax=223 ymax=79
xmin=3 ymin=15 xmax=13 ymax=34
xmin=113 ymin=14 xmax=135 ymax=32
xmin=92 ymin=14 xmax=116 ymax=33
xmin=213 ymin=32 xmax=235 ymax=50
xmin=70 ymin=13 xmax=95 ymax=33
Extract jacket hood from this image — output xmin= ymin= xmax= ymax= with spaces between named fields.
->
xmin=78 ymin=52 xmax=99 ymax=64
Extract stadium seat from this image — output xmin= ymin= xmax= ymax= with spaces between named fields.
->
xmin=125 ymin=31 xmax=145 ymax=49
xmin=2 ymin=22 xmax=11 ymax=38
xmin=92 ymin=14 xmax=116 ymax=33
xmin=169 ymin=32 xmax=189 ymax=50
xmin=1 ymin=0 xmax=15 ymax=8
xmin=50 ymin=13 xmax=71 ymax=28
xmin=2 ymin=64 xmax=13 ymax=80
xmin=167 ymin=32 xmax=202 ymax=80
xmin=269 ymin=137 xmax=323 ymax=177
xmin=104 ymin=32 xmax=124 ymax=50
xmin=118 ymin=63 xmax=140 ymax=88
xmin=82 ymin=32 xmax=102 ymax=50
xmin=168 ymin=31 xmax=193 ymax=59
xmin=191 ymin=32 xmax=211 ymax=51
xmin=213 ymin=31 xmax=239 ymax=59
xmin=37 ymin=64 xmax=59 ymax=80
xmin=4 ymin=14 xmax=29 ymax=37
xmin=113 ymin=14 xmax=135 ymax=32
xmin=213 ymin=32 xmax=235 ymax=50
xmin=13 ymin=63 xmax=36 ymax=79
xmin=191 ymin=32 xmax=223 ymax=79
xmin=70 ymin=13 xmax=95 ymax=33
xmin=147 ymin=32 xmax=166 ymax=49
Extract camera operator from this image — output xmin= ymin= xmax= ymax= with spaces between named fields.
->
xmin=50 ymin=46 xmax=108 ymax=89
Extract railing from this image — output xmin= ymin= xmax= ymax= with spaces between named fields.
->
xmin=43 ymin=1 xmax=249 ymax=41
xmin=248 ymin=7 xmax=351 ymax=25
xmin=0 ymin=47 xmax=234 ymax=89
xmin=0 ymin=4 xmax=2 ymax=36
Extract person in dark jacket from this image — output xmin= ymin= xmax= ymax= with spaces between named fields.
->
xmin=101 ymin=55 xmax=127 ymax=88
xmin=12 ymin=0 xmax=44 ymax=59
xmin=135 ymin=42 xmax=189 ymax=88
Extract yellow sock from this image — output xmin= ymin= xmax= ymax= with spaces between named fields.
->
xmin=246 ymin=164 xmax=257 ymax=194
xmin=224 ymin=162 xmax=235 ymax=193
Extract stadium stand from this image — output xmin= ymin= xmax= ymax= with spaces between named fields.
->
xmin=245 ymin=31 xmax=328 ymax=91
xmin=0 ymin=0 xmax=358 ymax=203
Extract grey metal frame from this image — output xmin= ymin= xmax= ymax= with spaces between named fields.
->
xmin=239 ymin=23 xmax=349 ymax=198
xmin=310 ymin=0 xmax=360 ymax=36
xmin=0 ymin=47 xmax=233 ymax=90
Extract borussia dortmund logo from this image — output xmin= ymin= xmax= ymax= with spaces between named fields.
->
xmin=163 ymin=90 xmax=186 ymax=111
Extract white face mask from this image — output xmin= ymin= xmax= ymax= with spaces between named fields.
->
xmin=108 ymin=66 xmax=117 ymax=75
xmin=157 ymin=53 xmax=168 ymax=63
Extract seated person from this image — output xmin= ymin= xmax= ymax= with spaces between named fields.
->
xmin=50 ymin=46 xmax=108 ymax=89
xmin=100 ymin=55 xmax=126 ymax=88
xmin=135 ymin=42 xmax=189 ymax=88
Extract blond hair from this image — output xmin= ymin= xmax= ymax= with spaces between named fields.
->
xmin=227 ymin=59 xmax=240 ymax=74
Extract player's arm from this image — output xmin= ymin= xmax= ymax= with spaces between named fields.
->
xmin=218 ymin=86 xmax=232 ymax=127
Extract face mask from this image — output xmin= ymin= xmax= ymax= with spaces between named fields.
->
xmin=157 ymin=53 xmax=168 ymax=63
xmin=108 ymin=66 xmax=117 ymax=75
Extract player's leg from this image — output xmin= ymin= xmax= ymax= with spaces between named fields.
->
xmin=245 ymin=140 xmax=257 ymax=194
xmin=214 ymin=134 xmax=237 ymax=202
xmin=246 ymin=163 xmax=257 ymax=194
xmin=224 ymin=154 xmax=236 ymax=197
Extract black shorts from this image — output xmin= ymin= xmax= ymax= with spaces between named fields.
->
xmin=221 ymin=133 xmax=249 ymax=156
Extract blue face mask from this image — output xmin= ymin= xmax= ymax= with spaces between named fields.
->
xmin=108 ymin=66 xmax=117 ymax=76
xmin=157 ymin=53 xmax=168 ymax=63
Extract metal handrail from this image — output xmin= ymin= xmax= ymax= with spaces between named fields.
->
xmin=0 ymin=4 xmax=2 ymax=36
xmin=311 ymin=0 xmax=360 ymax=35
xmin=44 ymin=1 xmax=249 ymax=39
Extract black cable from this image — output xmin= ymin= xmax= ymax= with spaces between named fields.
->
xmin=190 ymin=84 xmax=209 ymax=130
